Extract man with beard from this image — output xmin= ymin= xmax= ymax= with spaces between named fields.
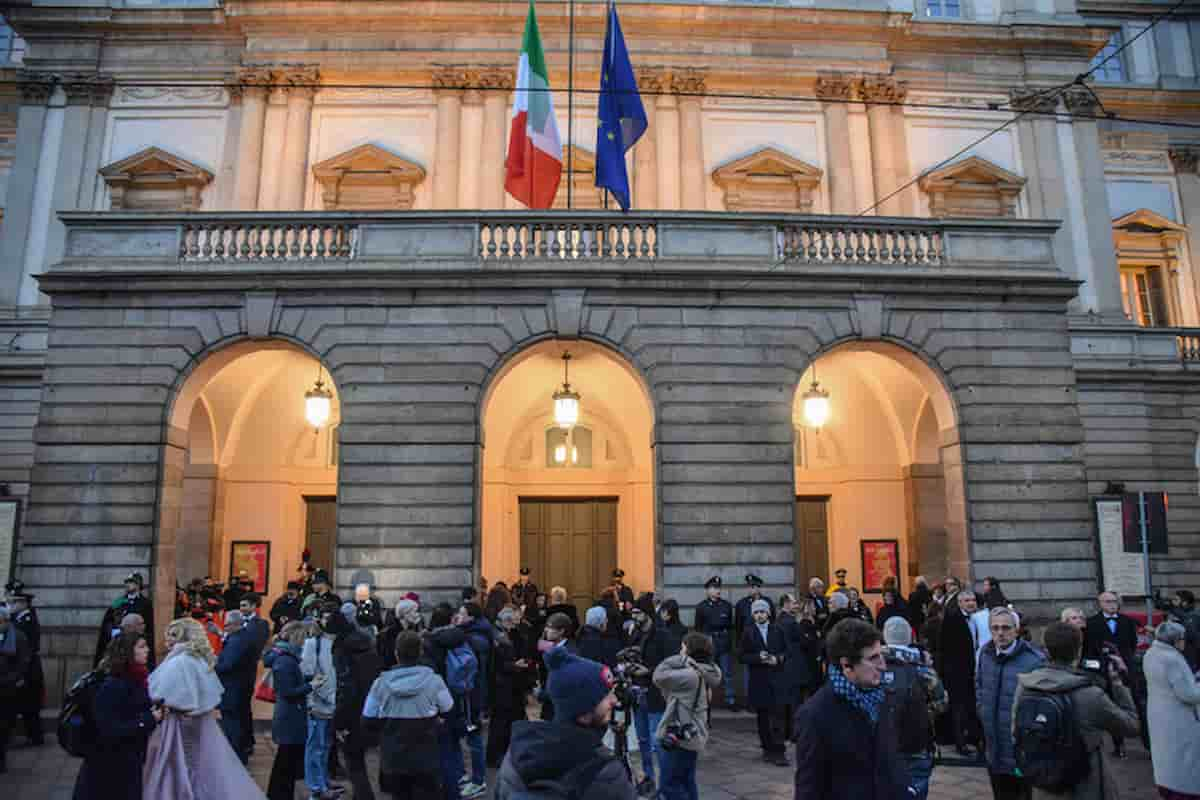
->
xmin=93 ymin=572 xmax=154 ymax=667
xmin=495 ymin=647 xmax=635 ymax=800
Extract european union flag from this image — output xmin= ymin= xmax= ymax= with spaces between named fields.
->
xmin=595 ymin=0 xmax=647 ymax=212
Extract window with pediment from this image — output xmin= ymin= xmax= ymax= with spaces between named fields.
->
xmin=312 ymin=143 xmax=426 ymax=210
xmin=917 ymin=156 xmax=1025 ymax=219
xmin=711 ymin=147 xmax=823 ymax=213
xmin=1112 ymin=208 xmax=1188 ymax=328
xmin=99 ymin=147 xmax=214 ymax=211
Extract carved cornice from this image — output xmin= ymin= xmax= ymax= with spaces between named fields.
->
xmin=226 ymin=67 xmax=274 ymax=101
xmin=637 ymin=68 xmax=665 ymax=94
xmin=473 ymin=67 xmax=515 ymax=92
xmin=814 ymin=74 xmax=854 ymax=102
xmin=278 ymin=66 xmax=320 ymax=99
xmin=1061 ymin=86 xmax=1100 ymax=116
xmin=1008 ymin=89 xmax=1059 ymax=115
xmin=671 ymin=69 xmax=706 ymax=96
xmin=17 ymin=71 xmax=55 ymax=106
xmin=62 ymin=74 xmax=115 ymax=107
xmin=1169 ymin=148 xmax=1199 ymax=175
xmin=858 ymin=76 xmax=905 ymax=105
xmin=431 ymin=66 xmax=471 ymax=92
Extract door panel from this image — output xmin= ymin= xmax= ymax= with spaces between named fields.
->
xmin=304 ymin=496 xmax=337 ymax=574
xmin=519 ymin=498 xmax=618 ymax=619
xmin=795 ymin=497 xmax=830 ymax=586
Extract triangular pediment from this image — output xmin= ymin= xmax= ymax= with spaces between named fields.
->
xmin=100 ymin=146 xmax=213 ymax=182
xmin=919 ymin=155 xmax=1024 ymax=190
xmin=312 ymin=143 xmax=425 ymax=180
xmin=1112 ymin=208 xmax=1185 ymax=233
xmin=713 ymin=147 xmax=823 ymax=182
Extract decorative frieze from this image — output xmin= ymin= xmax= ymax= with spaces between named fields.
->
xmin=17 ymin=71 xmax=55 ymax=106
xmin=858 ymin=76 xmax=906 ymax=105
xmin=813 ymin=74 xmax=854 ymax=103
xmin=279 ymin=67 xmax=320 ymax=100
xmin=1061 ymin=86 xmax=1101 ymax=116
xmin=62 ymin=74 xmax=115 ymax=108
xmin=637 ymin=69 xmax=665 ymax=95
xmin=1008 ymin=88 xmax=1059 ymax=115
xmin=671 ymin=69 xmax=707 ymax=96
xmin=116 ymin=86 xmax=228 ymax=107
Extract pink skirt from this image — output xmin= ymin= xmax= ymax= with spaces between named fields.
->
xmin=143 ymin=712 xmax=267 ymax=800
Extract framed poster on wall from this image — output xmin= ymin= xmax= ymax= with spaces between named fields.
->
xmin=860 ymin=539 xmax=900 ymax=594
xmin=230 ymin=541 xmax=270 ymax=594
xmin=0 ymin=498 xmax=20 ymax=589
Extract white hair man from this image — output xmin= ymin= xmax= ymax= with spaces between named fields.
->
xmin=882 ymin=616 xmax=947 ymax=800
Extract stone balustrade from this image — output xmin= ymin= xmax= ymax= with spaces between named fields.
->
xmin=54 ymin=210 xmax=1062 ymax=277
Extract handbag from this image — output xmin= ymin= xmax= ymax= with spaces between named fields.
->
xmin=254 ymin=669 xmax=276 ymax=703
xmin=659 ymin=667 xmax=704 ymax=751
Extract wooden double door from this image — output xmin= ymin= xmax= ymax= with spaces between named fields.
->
xmin=795 ymin=497 xmax=830 ymax=587
xmin=519 ymin=498 xmax=617 ymax=617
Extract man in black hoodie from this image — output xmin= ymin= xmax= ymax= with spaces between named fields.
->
xmin=330 ymin=606 xmax=382 ymax=800
xmin=423 ymin=603 xmax=472 ymax=800
xmin=495 ymin=647 xmax=635 ymax=800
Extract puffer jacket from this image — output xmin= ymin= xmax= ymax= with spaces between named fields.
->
xmin=301 ymin=633 xmax=337 ymax=718
xmin=976 ymin=638 xmax=1044 ymax=774
xmin=362 ymin=664 xmax=453 ymax=785
xmin=652 ymin=654 xmax=723 ymax=752
xmin=1014 ymin=664 xmax=1138 ymax=800
xmin=495 ymin=720 xmax=635 ymax=800
xmin=263 ymin=641 xmax=311 ymax=745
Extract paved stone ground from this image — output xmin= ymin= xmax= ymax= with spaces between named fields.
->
xmin=3 ymin=709 xmax=1158 ymax=799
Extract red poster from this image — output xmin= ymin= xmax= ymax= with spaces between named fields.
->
xmin=230 ymin=541 xmax=271 ymax=593
xmin=860 ymin=539 xmax=899 ymax=594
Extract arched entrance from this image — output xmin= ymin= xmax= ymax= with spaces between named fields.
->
xmin=155 ymin=339 xmax=341 ymax=626
xmin=479 ymin=340 xmax=655 ymax=612
xmin=792 ymin=340 xmax=968 ymax=597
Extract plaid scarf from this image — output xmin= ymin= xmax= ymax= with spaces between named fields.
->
xmin=827 ymin=665 xmax=886 ymax=724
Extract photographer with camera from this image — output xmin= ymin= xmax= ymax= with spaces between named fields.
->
xmin=1083 ymin=592 xmax=1138 ymax=759
xmin=652 ymin=631 xmax=722 ymax=800
xmin=620 ymin=595 xmax=659 ymax=796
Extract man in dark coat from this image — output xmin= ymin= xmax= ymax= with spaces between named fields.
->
xmin=576 ymin=606 xmax=621 ymax=669
xmin=269 ymin=581 xmax=304 ymax=634
xmin=907 ymin=576 xmax=932 ymax=632
xmin=214 ymin=610 xmax=258 ymax=762
xmin=694 ymin=575 xmax=737 ymax=709
xmin=938 ymin=586 xmax=981 ymax=757
xmin=0 ymin=605 xmax=32 ymax=774
xmin=806 ymin=577 xmax=831 ymax=631
xmin=740 ymin=598 xmax=789 ymax=766
xmin=488 ymin=607 xmax=536 ymax=768
xmin=1083 ymin=590 xmax=1140 ymax=757
xmin=794 ymin=618 xmax=912 ymax=800
xmin=6 ymin=582 xmax=43 ymax=746
xmin=331 ymin=604 xmax=382 ymax=800
xmin=511 ymin=567 xmax=539 ymax=609
xmin=609 ymin=569 xmax=635 ymax=607
xmin=93 ymin=573 xmax=154 ymax=667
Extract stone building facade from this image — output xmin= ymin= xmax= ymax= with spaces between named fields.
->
xmin=0 ymin=0 xmax=1198 ymax=698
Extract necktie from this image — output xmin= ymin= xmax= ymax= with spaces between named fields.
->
xmin=1107 ymin=617 xmax=1117 ymax=635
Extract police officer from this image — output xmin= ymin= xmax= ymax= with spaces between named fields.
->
xmin=5 ymin=580 xmax=42 ymax=746
xmin=511 ymin=566 xmax=539 ymax=609
xmin=269 ymin=580 xmax=304 ymax=634
xmin=93 ymin=572 xmax=155 ymax=667
xmin=694 ymin=575 xmax=738 ymax=710
xmin=734 ymin=574 xmax=774 ymax=704
xmin=610 ymin=568 xmax=635 ymax=606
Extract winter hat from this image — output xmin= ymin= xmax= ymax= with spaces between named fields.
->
xmin=545 ymin=646 xmax=614 ymax=723
xmin=396 ymin=598 xmax=419 ymax=619
xmin=585 ymin=606 xmax=608 ymax=628
xmin=341 ymin=601 xmax=358 ymax=626
xmin=751 ymin=599 xmax=770 ymax=614
xmin=883 ymin=616 xmax=913 ymax=646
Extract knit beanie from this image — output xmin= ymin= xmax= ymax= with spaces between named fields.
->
xmin=585 ymin=606 xmax=608 ymax=628
xmin=396 ymin=598 xmax=419 ymax=620
xmin=882 ymin=616 xmax=913 ymax=646
xmin=751 ymin=599 xmax=770 ymax=614
xmin=545 ymin=646 xmax=614 ymax=723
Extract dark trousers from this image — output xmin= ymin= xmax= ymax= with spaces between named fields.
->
xmin=951 ymin=697 xmax=981 ymax=749
xmin=387 ymin=773 xmax=442 ymax=800
xmin=19 ymin=709 xmax=42 ymax=744
xmin=488 ymin=705 xmax=524 ymax=767
xmin=0 ymin=704 xmax=14 ymax=769
xmin=755 ymin=707 xmax=785 ymax=754
xmin=989 ymin=772 xmax=1032 ymax=800
xmin=659 ymin=747 xmax=699 ymax=800
xmin=267 ymin=742 xmax=305 ymax=800
xmin=343 ymin=728 xmax=376 ymax=800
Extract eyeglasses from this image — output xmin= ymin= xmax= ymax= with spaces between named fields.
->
xmin=990 ymin=624 xmax=1015 ymax=632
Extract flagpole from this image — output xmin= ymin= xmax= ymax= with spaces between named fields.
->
xmin=567 ymin=0 xmax=575 ymax=209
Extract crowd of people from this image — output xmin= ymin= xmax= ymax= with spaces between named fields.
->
xmin=1 ymin=563 xmax=1199 ymax=800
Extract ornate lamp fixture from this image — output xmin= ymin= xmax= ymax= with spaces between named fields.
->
xmin=305 ymin=365 xmax=333 ymax=430
xmin=802 ymin=361 xmax=830 ymax=429
xmin=552 ymin=351 xmax=581 ymax=429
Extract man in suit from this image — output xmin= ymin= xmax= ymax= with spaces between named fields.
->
xmin=237 ymin=592 xmax=271 ymax=760
xmin=939 ymin=586 xmax=982 ymax=758
xmin=93 ymin=572 xmax=154 ymax=667
xmin=1083 ymin=590 xmax=1139 ymax=758
xmin=739 ymin=598 xmax=789 ymax=766
xmin=806 ymin=577 xmax=830 ymax=631
xmin=694 ymin=575 xmax=737 ymax=709
xmin=214 ymin=610 xmax=258 ymax=763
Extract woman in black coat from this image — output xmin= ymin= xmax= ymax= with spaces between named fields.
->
xmin=874 ymin=589 xmax=909 ymax=634
xmin=73 ymin=632 xmax=160 ymax=800
xmin=772 ymin=595 xmax=820 ymax=742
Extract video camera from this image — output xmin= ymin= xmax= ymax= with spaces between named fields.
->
xmin=1080 ymin=642 xmax=1125 ymax=693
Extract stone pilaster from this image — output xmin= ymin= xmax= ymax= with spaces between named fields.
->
xmin=477 ymin=68 xmax=514 ymax=209
xmin=277 ymin=67 xmax=319 ymax=210
xmin=672 ymin=69 xmax=706 ymax=211
xmin=815 ymin=74 xmax=857 ymax=215
xmin=1170 ymin=148 xmax=1200 ymax=326
xmin=634 ymin=69 xmax=663 ymax=210
xmin=0 ymin=72 xmax=54 ymax=306
xmin=432 ymin=67 xmax=467 ymax=209
xmin=859 ymin=76 xmax=907 ymax=217
xmin=230 ymin=68 xmax=272 ymax=211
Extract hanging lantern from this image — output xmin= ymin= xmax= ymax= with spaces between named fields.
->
xmin=552 ymin=351 xmax=581 ymax=429
xmin=802 ymin=362 xmax=830 ymax=429
xmin=305 ymin=369 xmax=333 ymax=429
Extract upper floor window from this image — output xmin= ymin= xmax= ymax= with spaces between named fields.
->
xmin=1120 ymin=266 xmax=1171 ymax=328
xmin=0 ymin=19 xmax=25 ymax=65
xmin=1091 ymin=31 xmax=1126 ymax=83
xmin=545 ymin=426 xmax=593 ymax=469
xmin=925 ymin=0 xmax=961 ymax=19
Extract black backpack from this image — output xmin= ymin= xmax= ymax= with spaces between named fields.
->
xmin=883 ymin=657 xmax=933 ymax=754
xmin=1014 ymin=688 xmax=1091 ymax=793
xmin=509 ymin=754 xmax=615 ymax=800
xmin=57 ymin=669 xmax=106 ymax=758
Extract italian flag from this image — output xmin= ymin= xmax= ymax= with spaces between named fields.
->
xmin=505 ymin=0 xmax=563 ymax=209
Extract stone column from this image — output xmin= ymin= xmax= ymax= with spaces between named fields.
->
xmin=231 ymin=68 xmax=271 ymax=210
xmin=1062 ymin=86 xmax=1126 ymax=319
xmin=77 ymin=78 xmax=114 ymax=210
xmin=634 ymin=70 xmax=663 ymax=210
xmin=673 ymin=70 xmax=706 ymax=211
xmin=860 ymin=77 xmax=906 ymax=217
xmin=655 ymin=91 xmax=680 ymax=210
xmin=433 ymin=68 xmax=465 ymax=209
xmin=1012 ymin=89 xmax=1073 ymax=272
xmin=0 ymin=73 xmax=53 ymax=306
xmin=459 ymin=83 xmax=485 ymax=210
xmin=1169 ymin=148 xmax=1200 ymax=325
xmin=816 ymin=74 xmax=856 ymax=215
xmin=276 ymin=68 xmax=318 ymax=210
xmin=479 ymin=68 xmax=514 ymax=209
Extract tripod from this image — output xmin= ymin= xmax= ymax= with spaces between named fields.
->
xmin=609 ymin=698 xmax=636 ymax=784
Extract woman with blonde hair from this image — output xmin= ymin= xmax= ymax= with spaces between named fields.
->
xmin=143 ymin=617 xmax=266 ymax=799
